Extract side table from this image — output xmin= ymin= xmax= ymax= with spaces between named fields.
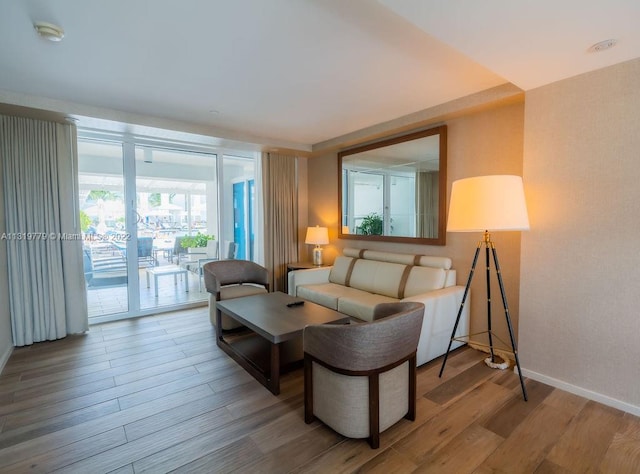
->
xmin=287 ymin=261 xmax=325 ymax=271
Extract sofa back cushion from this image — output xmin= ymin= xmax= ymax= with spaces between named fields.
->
xmin=349 ymin=259 xmax=408 ymax=298
xmin=329 ymin=251 xmax=450 ymax=299
xmin=403 ymin=266 xmax=447 ymax=297
xmin=328 ymin=256 xmax=354 ymax=286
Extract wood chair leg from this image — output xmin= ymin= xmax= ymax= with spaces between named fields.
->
xmin=368 ymin=373 xmax=380 ymax=449
xmin=304 ymin=355 xmax=315 ymax=424
xmin=406 ymin=356 xmax=417 ymax=421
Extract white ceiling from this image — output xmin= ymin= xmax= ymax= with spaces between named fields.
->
xmin=1 ymin=0 xmax=638 ymax=149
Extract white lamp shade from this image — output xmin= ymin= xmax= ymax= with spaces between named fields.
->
xmin=305 ymin=225 xmax=329 ymax=245
xmin=447 ymin=175 xmax=530 ymax=232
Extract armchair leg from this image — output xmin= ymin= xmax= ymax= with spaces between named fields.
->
xmin=304 ymin=355 xmax=315 ymax=424
xmin=368 ymin=373 xmax=380 ymax=449
xmin=406 ymin=355 xmax=417 ymax=421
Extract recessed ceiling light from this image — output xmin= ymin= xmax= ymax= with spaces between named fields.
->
xmin=588 ymin=39 xmax=617 ymax=53
xmin=34 ymin=21 xmax=65 ymax=42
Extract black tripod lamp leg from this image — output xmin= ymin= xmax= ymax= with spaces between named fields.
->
xmin=439 ymin=242 xmax=481 ymax=378
xmin=491 ymin=244 xmax=528 ymax=401
xmin=485 ymin=242 xmax=496 ymax=363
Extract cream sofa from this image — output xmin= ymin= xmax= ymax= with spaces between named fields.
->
xmin=288 ymin=248 xmax=469 ymax=366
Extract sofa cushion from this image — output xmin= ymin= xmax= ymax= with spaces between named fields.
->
xmin=348 ymin=259 xmax=408 ymax=298
xmin=403 ymin=266 xmax=447 ymax=297
xmin=328 ymin=256 xmax=355 ymax=286
xmin=297 ymin=283 xmax=364 ymax=310
xmin=337 ymin=291 xmax=397 ymax=322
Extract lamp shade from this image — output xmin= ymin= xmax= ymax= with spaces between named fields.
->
xmin=305 ymin=225 xmax=329 ymax=245
xmin=447 ymin=175 xmax=530 ymax=232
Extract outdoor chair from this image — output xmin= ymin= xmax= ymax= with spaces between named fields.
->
xmin=203 ymin=260 xmax=270 ymax=330
xmin=303 ymin=301 xmax=425 ymax=449
xmin=137 ymin=237 xmax=155 ymax=267
xmin=171 ymin=236 xmax=188 ymax=263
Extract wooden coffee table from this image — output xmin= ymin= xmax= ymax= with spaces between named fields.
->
xmin=215 ymin=291 xmax=350 ymax=395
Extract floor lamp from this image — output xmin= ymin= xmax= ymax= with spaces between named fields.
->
xmin=439 ymin=175 xmax=530 ymax=401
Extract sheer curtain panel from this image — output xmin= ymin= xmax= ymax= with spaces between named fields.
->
xmin=262 ymin=152 xmax=299 ymax=292
xmin=0 ymin=115 xmax=88 ymax=346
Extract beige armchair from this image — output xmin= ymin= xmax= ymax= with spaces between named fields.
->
xmin=203 ymin=260 xmax=270 ymax=330
xmin=303 ymin=301 xmax=425 ymax=449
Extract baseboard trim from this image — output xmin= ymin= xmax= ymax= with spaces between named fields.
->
xmin=0 ymin=344 xmax=13 ymax=375
xmin=467 ymin=342 xmax=640 ymax=416
xmin=521 ymin=367 xmax=640 ymax=417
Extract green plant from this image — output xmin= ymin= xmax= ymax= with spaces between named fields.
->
xmin=79 ymin=210 xmax=92 ymax=232
xmin=359 ymin=213 xmax=383 ymax=235
xmin=181 ymin=232 xmax=215 ymax=248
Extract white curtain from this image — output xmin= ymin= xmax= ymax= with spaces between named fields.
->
xmin=262 ymin=152 xmax=299 ymax=292
xmin=0 ymin=115 xmax=88 ymax=346
xmin=416 ymin=171 xmax=439 ymax=238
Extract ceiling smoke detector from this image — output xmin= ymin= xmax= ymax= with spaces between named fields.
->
xmin=588 ymin=39 xmax=617 ymax=53
xmin=34 ymin=21 xmax=65 ymax=42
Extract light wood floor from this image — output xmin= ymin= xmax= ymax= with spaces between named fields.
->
xmin=0 ymin=308 xmax=638 ymax=473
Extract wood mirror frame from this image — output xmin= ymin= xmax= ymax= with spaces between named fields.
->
xmin=338 ymin=125 xmax=447 ymax=245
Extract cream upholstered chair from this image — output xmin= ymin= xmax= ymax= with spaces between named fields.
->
xmin=203 ymin=260 xmax=270 ymax=330
xmin=303 ymin=301 xmax=425 ymax=449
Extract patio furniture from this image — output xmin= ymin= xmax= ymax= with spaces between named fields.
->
xmin=171 ymin=236 xmax=187 ymax=263
xmin=225 ymin=241 xmax=238 ymax=259
xmin=137 ymin=236 xmax=155 ymax=267
xmin=84 ymin=243 xmax=128 ymax=287
xmin=146 ymin=265 xmax=189 ymax=297
xmin=303 ymin=301 xmax=425 ymax=449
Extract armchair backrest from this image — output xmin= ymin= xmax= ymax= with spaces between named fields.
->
xmin=203 ymin=260 xmax=269 ymax=295
xmin=304 ymin=301 xmax=424 ymax=372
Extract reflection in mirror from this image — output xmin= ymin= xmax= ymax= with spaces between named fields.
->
xmin=339 ymin=126 xmax=447 ymax=245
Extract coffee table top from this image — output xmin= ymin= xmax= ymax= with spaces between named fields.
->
xmin=216 ymin=291 xmax=349 ymax=343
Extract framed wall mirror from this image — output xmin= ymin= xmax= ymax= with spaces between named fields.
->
xmin=339 ymin=125 xmax=447 ymax=245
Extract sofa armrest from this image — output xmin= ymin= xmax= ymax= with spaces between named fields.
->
xmin=288 ymin=267 xmax=332 ymax=296
xmin=402 ymin=285 xmax=470 ymax=365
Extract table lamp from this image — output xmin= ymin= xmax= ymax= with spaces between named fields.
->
xmin=439 ymin=175 xmax=530 ymax=401
xmin=305 ymin=225 xmax=329 ymax=266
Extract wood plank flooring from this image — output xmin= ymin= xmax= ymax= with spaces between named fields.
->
xmin=0 ymin=307 xmax=639 ymax=473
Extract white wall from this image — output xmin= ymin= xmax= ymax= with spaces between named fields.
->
xmin=520 ymin=58 xmax=640 ymax=415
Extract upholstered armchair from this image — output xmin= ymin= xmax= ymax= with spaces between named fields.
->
xmin=303 ymin=301 xmax=425 ymax=449
xmin=202 ymin=260 xmax=270 ymax=330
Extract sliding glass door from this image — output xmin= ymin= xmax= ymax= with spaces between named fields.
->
xmin=78 ymin=141 xmax=129 ymax=317
xmin=135 ymin=146 xmax=218 ymax=311
xmin=78 ymin=135 xmax=259 ymax=323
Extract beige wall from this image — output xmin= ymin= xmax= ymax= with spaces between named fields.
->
xmin=520 ymin=58 xmax=640 ymax=414
xmin=308 ymin=101 xmax=525 ymax=346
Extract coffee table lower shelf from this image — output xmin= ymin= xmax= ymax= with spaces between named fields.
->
xmin=215 ymin=291 xmax=350 ymax=395
xmin=216 ymin=331 xmax=301 ymax=395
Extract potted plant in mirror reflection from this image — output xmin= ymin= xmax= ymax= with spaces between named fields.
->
xmin=358 ymin=213 xmax=383 ymax=235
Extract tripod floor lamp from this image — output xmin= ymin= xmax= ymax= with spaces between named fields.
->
xmin=439 ymin=175 xmax=530 ymax=401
